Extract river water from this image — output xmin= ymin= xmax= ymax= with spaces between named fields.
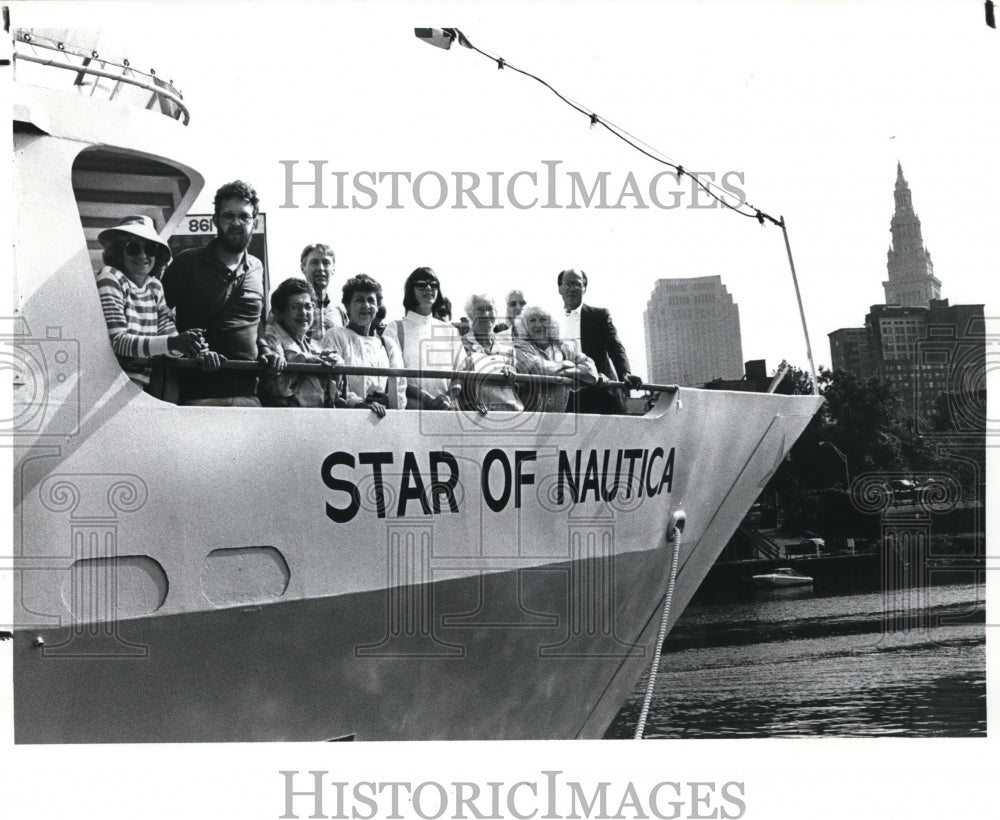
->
xmin=605 ymin=581 xmax=985 ymax=738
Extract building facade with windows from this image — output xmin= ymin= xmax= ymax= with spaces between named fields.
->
xmin=643 ymin=275 xmax=743 ymax=386
xmin=830 ymin=300 xmax=985 ymax=430
xmin=828 ymin=327 xmax=872 ymax=375
xmin=867 ymin=300 xmax=985 ymax=429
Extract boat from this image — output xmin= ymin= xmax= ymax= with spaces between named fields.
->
xmin=7 ymin=24 xmax=824 ymax=742
xmin=752 ymin=567 xmax=814 ymax=588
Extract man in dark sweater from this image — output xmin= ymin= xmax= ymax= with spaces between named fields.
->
xmin=163 ymin=180 xmax=280 ymax=405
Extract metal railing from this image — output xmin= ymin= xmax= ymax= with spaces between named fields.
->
xmin=141 ymin=357 xmax=681 ymax=395
xmin=13 ymin=29 xmax=190 ymax=124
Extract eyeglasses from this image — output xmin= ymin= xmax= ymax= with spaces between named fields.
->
xmin=508 ymin=300 xmax=526 ymax=307
xmin=413 ymin=281 xmax=439 ymax=291
xmin=219 ymin=213 xmax=254 ymax=225
xmin=123 ymin=240 xmax=160 ymax=258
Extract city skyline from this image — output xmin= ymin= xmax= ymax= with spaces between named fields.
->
xmin=830 ymin=160 xmax=952 ymax=371
xmin=828 ymin=162 xmax=984 ymax=429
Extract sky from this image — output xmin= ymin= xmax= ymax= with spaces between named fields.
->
xmin=4 ymin=1 xmax=999 ymax=818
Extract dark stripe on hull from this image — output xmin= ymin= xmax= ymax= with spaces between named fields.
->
xmin=15 ymin=548 xmax=684 ymax=743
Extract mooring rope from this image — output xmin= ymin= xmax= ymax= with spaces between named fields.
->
xmin=634 ymin=512 xmax=684 ymax=739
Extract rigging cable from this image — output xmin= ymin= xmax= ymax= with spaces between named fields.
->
xmin=434 ymin=27 xmax=820 ymax=394
xmin=634 ymin=510 xmax=685 ymax=739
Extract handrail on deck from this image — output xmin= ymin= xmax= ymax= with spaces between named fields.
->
xmin=138 ymin=357 xmax=681 ymax=395
xmin=13 ymin=30 xmax=190 ymax=125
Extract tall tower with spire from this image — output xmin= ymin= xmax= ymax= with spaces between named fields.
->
xmin=883 ymin=163 xmax=941 ymax=306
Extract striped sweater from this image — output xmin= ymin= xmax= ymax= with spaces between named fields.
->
xmin=96 ymin=265 xmax=177 ymax=384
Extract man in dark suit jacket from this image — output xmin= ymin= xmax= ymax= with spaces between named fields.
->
xmin=558 ymin=269 xmax=643 ymax=414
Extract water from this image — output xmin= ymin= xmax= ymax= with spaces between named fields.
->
xmin=605 ymin=582 xmax=985 ymax=738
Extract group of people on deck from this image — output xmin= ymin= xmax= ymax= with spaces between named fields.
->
xmin=95 ymin=180 xmax=644 ymax=417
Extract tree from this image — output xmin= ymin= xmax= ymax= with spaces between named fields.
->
xmin=763 ymin=367 xmax=931 ymax=532
xmin=818 ymin=368 xmax=917 ymax=474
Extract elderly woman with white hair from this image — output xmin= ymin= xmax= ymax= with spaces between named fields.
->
xmin=514 ymin=304 xmax=598 ymax=413
xmin=458 ymin=293 xmax=522 ymax=413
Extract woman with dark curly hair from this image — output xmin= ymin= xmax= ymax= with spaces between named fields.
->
xmin=95 ymin=215 xmax=205 ymax=388
xmin=320 ymin=274 xmax=406 ymax=417
xmin=260 ymin=277 xmax=342 ymax=407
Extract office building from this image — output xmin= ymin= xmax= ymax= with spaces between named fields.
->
xmin=644 ymin=276 xmax=743 ymax=386
xmin=867 ymin=300 xmax=984 ymax=429
xmin=829 ymin=327 xmax=872 ymax=375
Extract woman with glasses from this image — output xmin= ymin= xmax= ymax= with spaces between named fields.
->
xmin=383 ymin=267 xmax=463 ymax=410
xmin=95 ymin=215 xmax=206 ymax=389
xmin=259 ymin=278 xmax=342 ymax=407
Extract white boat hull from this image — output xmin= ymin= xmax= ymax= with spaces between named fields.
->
xmin=13 ymin=550 xmax=678 ymax=742
xmin=13 ymin=388 xmax=821 ymax=742
xmin=752 ymin=574 xmax=814 ymax=588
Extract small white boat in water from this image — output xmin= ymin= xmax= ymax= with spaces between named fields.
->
xmin=753 ymin=567 xmax=814 ymax=588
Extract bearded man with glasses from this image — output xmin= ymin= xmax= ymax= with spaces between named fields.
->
xmin=163 ymin=180 xmax=282 ymax=405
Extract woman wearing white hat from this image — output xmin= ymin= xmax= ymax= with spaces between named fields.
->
xmin=95 ymin=215 xmax=206 ymax=388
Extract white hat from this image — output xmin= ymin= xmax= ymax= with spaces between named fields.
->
xmin=97 ymin=215 xmax=171 ymax=260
